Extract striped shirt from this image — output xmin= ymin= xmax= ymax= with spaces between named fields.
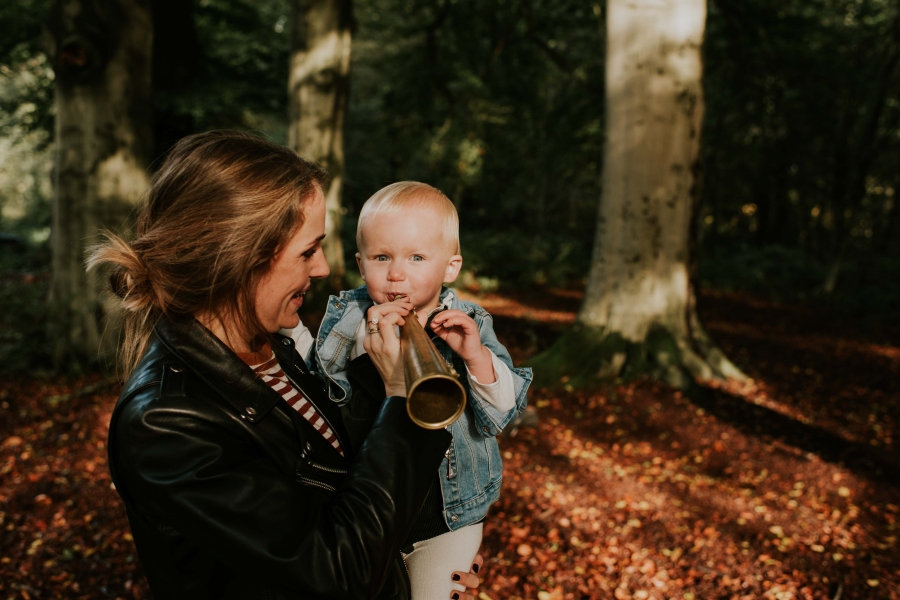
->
xmin=238 ymin=344 xmax=344 ymax=457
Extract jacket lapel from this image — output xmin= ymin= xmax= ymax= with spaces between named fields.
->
xmin=273 ymin=334 xmax=353 ymax=457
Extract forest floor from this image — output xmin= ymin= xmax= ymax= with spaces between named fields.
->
xmin=0 ymin=289 xmax=898 ymax=599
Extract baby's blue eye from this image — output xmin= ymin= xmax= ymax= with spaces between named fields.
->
xmin=375 ymin=255 xmax=389 ymax=261
xmin=411 ymin=255 xmax=424 ymax=262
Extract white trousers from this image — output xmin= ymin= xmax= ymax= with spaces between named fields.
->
xmin=402 ymin=523 xmax=483 ymax=600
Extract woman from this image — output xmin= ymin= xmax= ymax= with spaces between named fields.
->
xmin=89 ymin=130 xmax=483 ymax=599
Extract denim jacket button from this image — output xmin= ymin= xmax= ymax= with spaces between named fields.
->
xmin=482 ymin=425 xmax=490 ymax=433
xmin=451 ymin=515 xmax=459 ymax=522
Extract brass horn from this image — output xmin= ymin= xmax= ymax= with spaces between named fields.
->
xmin=400 ymin=309 xmax=467 ymax=429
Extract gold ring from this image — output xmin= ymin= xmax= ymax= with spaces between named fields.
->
xmin=367 ymin=327 xmax=380 ymax=334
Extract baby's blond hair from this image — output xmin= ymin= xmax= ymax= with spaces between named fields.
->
xmin=356 ymin=181 xmax=461 ymax=254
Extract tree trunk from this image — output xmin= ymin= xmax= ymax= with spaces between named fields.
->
xmin=532 ymin=0 xmax=745 ymax=389
xmin=288 ymin=0 xmax=352 ymax=293
xmin=45 ymin=0 xmax=153 ymax=371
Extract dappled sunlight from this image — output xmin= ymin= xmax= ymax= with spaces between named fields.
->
xmin=482 ymin=385 xmax=897 ymax=599
xmin=1 ymin=285 xmax=898 ymax=599
xmin=457 ymin=288 xmax=579 ymax=325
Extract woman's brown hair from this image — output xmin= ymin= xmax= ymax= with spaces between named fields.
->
xmin=87 ymin=130 xmax=327 ymax=377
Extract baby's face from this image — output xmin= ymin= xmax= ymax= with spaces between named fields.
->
xmin=356 ymin=206 xmax=461 ymax=311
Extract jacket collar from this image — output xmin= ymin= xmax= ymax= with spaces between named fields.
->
xmin=153 ymin=317 xmax=283 ymax=423
xmin=153 ymin=317 xmax=351 ymax=453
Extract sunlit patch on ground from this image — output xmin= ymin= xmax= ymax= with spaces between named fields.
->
xmin=482 ymin=386 xmax=898 ymax=599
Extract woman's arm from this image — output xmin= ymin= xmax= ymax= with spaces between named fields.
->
xmin=113 ymin=392 xmax=450 ymax=598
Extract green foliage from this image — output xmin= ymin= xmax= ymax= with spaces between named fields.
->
xmin=0 ymin=48 xmax=54 ymax=246
xmin=0 ymin=244 xmax=50 ymax=375
xmin=342 ymin=0 xmax=605 ymax=283
xmin=702 ymin=0 xmax=900 ymax=262
xmin=700 ymin=245 xmax=828 ymax=299
xmin=2 ymin=0 xmax=899 ymax=324
xmin=460 ymin=230 xmax=591 ymax=289
xmin=700 ymin=243 xmax=900 ymax=321
xmin=833 ymin=254 xmax=900 ymax=318
xmin=153 ymin=0 xmax=292 ymax=151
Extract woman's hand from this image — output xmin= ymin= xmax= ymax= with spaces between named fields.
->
xmin=363 ymin=298 xmax=413 ymax=397
xmin=450 ymin=553 xmax=484 ymax=599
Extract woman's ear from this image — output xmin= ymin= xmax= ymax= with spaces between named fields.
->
xmin=443 ymin=254 xmax=463 ymax=283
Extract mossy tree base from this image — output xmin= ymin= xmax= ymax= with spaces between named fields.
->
xmin=528 ymin=321 xmax=747 ymax=391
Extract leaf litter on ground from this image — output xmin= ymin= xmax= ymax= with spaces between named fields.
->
xmin=0 ymin=289 xmax=897 ymax=599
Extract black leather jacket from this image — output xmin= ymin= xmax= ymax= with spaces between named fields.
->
xmin=108 ymin=317 xmax=451 ymax=599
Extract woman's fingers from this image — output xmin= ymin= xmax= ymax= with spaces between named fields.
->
xmin=450 ymin=571 xmax=480 ymax=590
xmin=366 ymin=299 xmax=412 ymax=323
xmin=363 ymin=308 xmax=407 ymax=396
xmin=471 ymin=553 xmax=484 ymax=574
xmin=448 ymin=553 xmax=483 ymax=598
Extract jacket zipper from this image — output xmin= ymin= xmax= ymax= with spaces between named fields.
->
xmin=298 ymin=476 xmax=336 ymax=493
xmin=307 ymin=458 xmax=348 ymax=474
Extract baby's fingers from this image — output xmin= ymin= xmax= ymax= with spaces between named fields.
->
xmin=431 ymin=313 xmax=477 ymax=332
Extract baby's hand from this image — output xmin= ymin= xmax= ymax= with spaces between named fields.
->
xmin=429 ymin=310 xmax=481 ymax=360
xmin=430 ymin=310 xmax=495 ymax=384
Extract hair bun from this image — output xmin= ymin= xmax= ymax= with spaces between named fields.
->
xmin=109 ymin=268 xmax=131 ymax=299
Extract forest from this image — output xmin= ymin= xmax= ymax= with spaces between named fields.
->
xmin=1 ymin=0 xmax=899 ymax=598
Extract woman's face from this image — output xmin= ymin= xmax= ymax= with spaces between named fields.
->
xmin=253 ymin=187 xmax=329 ymax=333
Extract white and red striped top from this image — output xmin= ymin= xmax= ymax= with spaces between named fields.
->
xmin=238 ymin=344 xmax=344 ymax=457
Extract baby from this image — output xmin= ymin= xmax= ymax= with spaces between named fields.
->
xmin=291 ymin=181 xmax=532 ymax=599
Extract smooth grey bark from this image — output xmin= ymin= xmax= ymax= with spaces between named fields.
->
xmin=288 ymin=0 xmax=352 ymax=291
xmin=45 ymin=0 xmax=153 ymax=369
xmin=548 ymin=0 xmax=745 ymax=386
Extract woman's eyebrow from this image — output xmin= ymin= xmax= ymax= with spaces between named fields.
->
xmin=305 ymin=234 xmax=326 ymax=248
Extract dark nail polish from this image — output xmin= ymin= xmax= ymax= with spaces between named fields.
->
xmin=472 ymin=563 xmax=479 ymax=574
xmin=453 ymin=574 xmax=460 ymax=581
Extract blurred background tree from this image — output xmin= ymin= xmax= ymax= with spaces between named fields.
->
xmin=288 ymin=0 xmax=353 ymax=294
xmin=0 ymin=0 xmax=898 ymax=374
xmin=531 ymin=0 xmax=748 ymax=389
xmin=44 ymin=0 xmax=153 ymax=370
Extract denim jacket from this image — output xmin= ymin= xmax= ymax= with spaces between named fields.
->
xmin=307 ymin=285 xmax=532 ymax=531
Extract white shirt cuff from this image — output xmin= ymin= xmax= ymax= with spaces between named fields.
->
xmin=466 ymin=350 xmax=516 ymax=412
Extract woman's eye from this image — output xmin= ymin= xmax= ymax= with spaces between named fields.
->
xmin=302 ymin=247 xmax=318 ymax=259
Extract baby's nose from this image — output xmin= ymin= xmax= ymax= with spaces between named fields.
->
xmin=387 ymin=265 xmax=406 ymax=280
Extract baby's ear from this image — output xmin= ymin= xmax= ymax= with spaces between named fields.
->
xmin=444 ymin=254 xmax=463 ymax=283
xmin=355 ymin=252 xmax=365 ymax=280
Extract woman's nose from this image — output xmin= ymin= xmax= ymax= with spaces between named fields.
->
xmin=310 ymin=251 xmax=330 ymax=279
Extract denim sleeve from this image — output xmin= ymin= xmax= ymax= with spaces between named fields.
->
xmin=467 ymin=311 xmax=532 ymax=436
